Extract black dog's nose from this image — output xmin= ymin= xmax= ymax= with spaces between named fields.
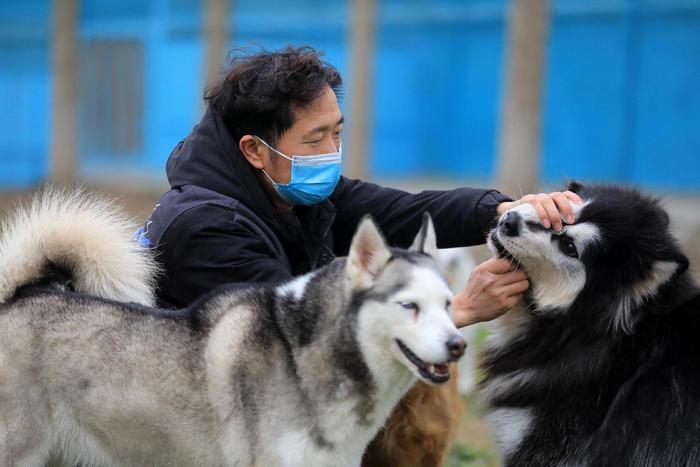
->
xmin=500 ymin=211 xmax=521 ymax=237
xmin=446 ymin=335 xmax=466 ymax=360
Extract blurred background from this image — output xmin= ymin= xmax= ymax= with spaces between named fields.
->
xmin=1 ymin=0 xmax=699 ymax=465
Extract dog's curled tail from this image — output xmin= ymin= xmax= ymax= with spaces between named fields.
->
xmin=0 ymin=188 xmax=158 ymax=306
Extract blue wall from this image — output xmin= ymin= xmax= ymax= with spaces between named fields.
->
xmin=1 ymin=0 xmax=698 ymax=191
xmin=543 ymin=0 xmax=700 ymax=191
xmin=0 ymin=0 xmax=51 ymax=187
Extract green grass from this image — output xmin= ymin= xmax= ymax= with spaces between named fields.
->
xmin=445 ymin=443 xmax=497 ymax=467
xmin=445 ymin=392 xmax=499 ymax=467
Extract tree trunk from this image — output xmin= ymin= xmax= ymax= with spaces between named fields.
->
xmin=496 ymin=0 xmax=551 ymax=197
xmin=204 ymin=0 xmax=231 ymax=92
xmin=50 ymin=0 xmax=78 ymax=183
xmin=346 ymin=0 xmax=376 ymax=181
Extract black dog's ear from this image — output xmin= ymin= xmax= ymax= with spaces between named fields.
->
xmin=565 ymin=179 xmax=584 ymax=193
xmin=677 ymin=253 xmax=690 ymax=275
xmin=666 ymin=249 xmax=690 ymax=276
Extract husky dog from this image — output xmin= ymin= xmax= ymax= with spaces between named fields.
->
xmin=480 ymin=182 xmax=700 ymax=466
xmin=0 ymin=189 xmax=465 ymax=467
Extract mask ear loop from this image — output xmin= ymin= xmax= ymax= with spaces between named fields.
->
xmin=255 ymin=136 xmax=293 ymax=162
xmin=255 ymin=136 xmax=293 ymax=186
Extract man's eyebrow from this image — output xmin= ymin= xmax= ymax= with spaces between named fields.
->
xmin=303 ymin=116 xmax=345 ymax=137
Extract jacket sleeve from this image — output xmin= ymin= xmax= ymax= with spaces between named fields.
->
xmin=157 ymin=204 xmax=292 ymax=307
xmin=329 ymin=177 xmax=512 ymax=256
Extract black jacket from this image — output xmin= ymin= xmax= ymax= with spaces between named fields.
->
xmin=140 ymin=108 xmax=511 ymax=308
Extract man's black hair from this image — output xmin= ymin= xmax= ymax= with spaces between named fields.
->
xmin=204 ymin=45 xmax=343 ymax=146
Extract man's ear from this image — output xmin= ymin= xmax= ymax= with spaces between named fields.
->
xmin=239 ymin=135 xmax=265 ymax=169
xmin=410 ymin=212 xmax=439 ymax=261
xmin=347 ymin=216 xmax=391 ymax=289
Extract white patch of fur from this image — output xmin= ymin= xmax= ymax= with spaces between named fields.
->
xmin=482 ymin=305 xmax=537 ymax=403
xmin=276 ymin=272 xmax=315 ymax=301
xmin=485 ymin=304 xmax=532 ymax=349
xmin=564 ymin=222 xmax=600 ymax=251
xmin=528 ymin=264 xmax=586 ymax=311
xmin=0 ymin=188 xmax=158 ymax=305
xmin=480 ymin=368 xmax=537 ymax=405
xmin=273 ymin=431 xmax=311 ymax=467
xmin=631 ymin=260 xmax=679 ymax=304
xmin=613 ymin=260 xmax=680 ymax=334
xmin=387 ymin=265 xmax=457 ymax=366
xmin=486 ymin=407 xmax=533 ymax=460
xmin=492 ymin=204 xmax=600 ymax=314
xmin=346 ymin=217 xmax=392 ymax=289
xmin=52 ymin=411 xmax=118 ymax=466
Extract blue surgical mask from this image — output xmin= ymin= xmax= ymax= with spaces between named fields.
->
xmin=257 ymin=137 xmax=342 ymax=206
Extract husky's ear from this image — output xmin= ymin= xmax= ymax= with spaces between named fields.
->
xmin=347 ymin=216 xmax=392 ymax=289
xmin=410 ymin=212 xmax=439 ymax=260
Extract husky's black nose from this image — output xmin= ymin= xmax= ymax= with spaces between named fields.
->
xmin=500 ymin=211 xmax=521 ymax=237
xmin=446 ymin=335 xmax=466 ymax=360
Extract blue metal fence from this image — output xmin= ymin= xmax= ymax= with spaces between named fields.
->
xmin=0 ymin=0 xmax=698 ymax=191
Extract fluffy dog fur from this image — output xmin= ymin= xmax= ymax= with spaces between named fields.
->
xmin=481 ymin=182 xmax=700 ymax=466
xmin=362 ymin=369 xmax=463 ymax=467
xmin=0 ymin=189 xmax=157 ymax=305
xmin=0 ymin=189 xmax=466 ymax=467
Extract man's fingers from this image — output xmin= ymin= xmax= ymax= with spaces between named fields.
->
xmin=480 ymin=257 xmax=519 ymax=275
xmin=563 ymin=190 xmax=584 ymax=205
xmin=552 ymin=192 xmax=576 ymax=225
xmin=499 ymin=279 xmax=530 ymax=297
xmin=539 ymin=196 xmax=563 ymax=232
xmin=496 ymin=270 xmax=528 ymax=285
xmin=529 ymin=200 xmax=550 ymax=230
xmin=505 ymin=294 xmax=524 ymax=309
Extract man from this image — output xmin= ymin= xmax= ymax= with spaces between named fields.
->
xmin=138 ymin=45 xmax=580 ymax=463
xmin=140 ymin=46 xmax=579 ymax=320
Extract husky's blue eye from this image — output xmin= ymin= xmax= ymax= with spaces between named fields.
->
xmin=399 ymin=301 xmax=419 ymax=312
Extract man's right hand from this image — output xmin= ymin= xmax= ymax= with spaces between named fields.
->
xmin=451 ymin=257 xmax=529 ymax=328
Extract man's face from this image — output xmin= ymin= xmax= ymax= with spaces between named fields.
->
xmin=263 ymin=85 xmax=344 ymax=184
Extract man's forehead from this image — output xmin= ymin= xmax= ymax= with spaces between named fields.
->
xmin=291 ymin=89 xmax=342 ymax=128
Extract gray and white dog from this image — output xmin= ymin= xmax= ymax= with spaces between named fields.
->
xmin=0 ymin=190 xmax=465 ymax=467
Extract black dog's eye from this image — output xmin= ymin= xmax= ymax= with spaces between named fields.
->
xmin=559 ymin=238 xmax=579 ymax=258
xmin=399 ymin=301 xmax=419 ymax=312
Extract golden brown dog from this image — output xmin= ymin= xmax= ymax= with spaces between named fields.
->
xmin=362 ymin=365 xmax=463 ymax=467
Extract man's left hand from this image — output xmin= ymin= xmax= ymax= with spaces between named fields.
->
xmin=497 ymin=191 xmax=583 ymax=233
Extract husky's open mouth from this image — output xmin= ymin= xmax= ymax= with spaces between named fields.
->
xmin=490 ymin=231 xmax=514 ymax=261
xmin=396 ymin=339 xmax=451 ymax=384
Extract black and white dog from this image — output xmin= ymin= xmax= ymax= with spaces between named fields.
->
xmin=481 ymin=182 xmax=700 ymax=466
